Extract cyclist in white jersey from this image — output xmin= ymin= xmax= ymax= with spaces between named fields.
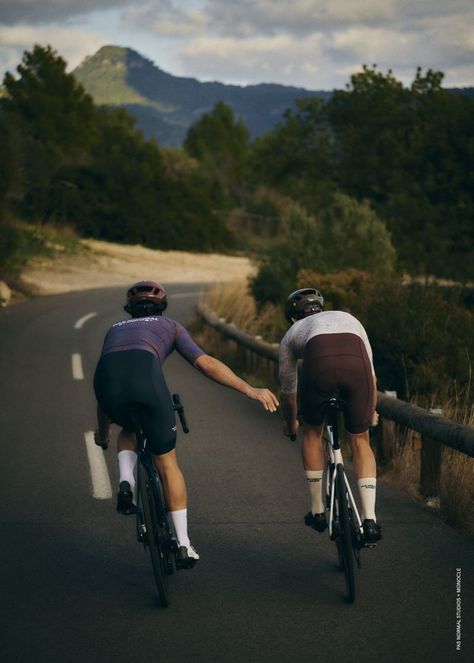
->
xmin=279 ymin=288 xmax=381 ymax=544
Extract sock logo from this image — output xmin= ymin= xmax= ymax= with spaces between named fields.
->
xmin=307 ymin=478 xmax=322 ymax=482
xmin=360 ymin=484 xmax=376 ymax=489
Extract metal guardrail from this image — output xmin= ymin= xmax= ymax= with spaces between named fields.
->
xmin=197 ymin=303 xmax=474 ymax=496
xmin=197 ymin=304 xmax=279 ymax=361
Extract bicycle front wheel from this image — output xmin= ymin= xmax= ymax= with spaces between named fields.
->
xmin=335 ymin=464 xmax=355 ymax=603
xmin=139 ymin=464 xmax=170 ymax=607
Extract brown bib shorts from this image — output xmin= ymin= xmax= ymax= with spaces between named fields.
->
xmin=300 ymin=333 xmax=374 ymax=434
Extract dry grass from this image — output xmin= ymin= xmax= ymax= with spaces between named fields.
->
xmin=200 ymin=281 xmax=286 ymax=342
xmin=378 ymin=397 xmax=474 ymax=537
xmin=201 ymin=282 xmax=259 ymax=334
xmin=378 ymin=425 xmax=423 ymax=498
xmin=194 ymin=281 xmax=280 ymax=390
xmin=440 ymin=449 xmax=474 ymax=535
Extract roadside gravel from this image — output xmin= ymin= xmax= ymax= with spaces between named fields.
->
xmin=20 ymin=238 xmax=255 ymax=296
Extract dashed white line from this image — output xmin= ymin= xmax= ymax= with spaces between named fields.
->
xmin=74 ymin=312 xmax=97 ymax=329
xmin=84 ymin=431 xmax=113 ymax=499
xmin=72 ymin=353 xmax=84 ymax=380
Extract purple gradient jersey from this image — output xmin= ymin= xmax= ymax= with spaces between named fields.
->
xmin=100 ymin=315 xmax=205 ymax=366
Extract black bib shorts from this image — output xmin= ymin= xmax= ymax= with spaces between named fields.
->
xmin=94 ymin=349 xmax=177 ymax=455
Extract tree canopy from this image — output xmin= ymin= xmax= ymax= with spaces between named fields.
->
xmin=0 ymin=45 xmax=233 ymax=252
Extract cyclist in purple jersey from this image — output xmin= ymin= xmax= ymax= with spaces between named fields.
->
xmin=94 ymin=281 xmax=279 ymax=567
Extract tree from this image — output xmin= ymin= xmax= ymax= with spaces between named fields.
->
xmin=184 ymin=101 xmax=249 ymax=201
xmin=251 ymin=192 xmax=395 ymax=307
xmin=250 ymin=97 xmax=336 ymax=208
xmin=325 ymin=66 xmax=474 ymax=278
xmin=2 ymin=45 xmax=97 ymax=222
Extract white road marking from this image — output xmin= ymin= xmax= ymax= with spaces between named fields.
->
xmin=84 ymin=431 xmax=113 ymax=499
xmin=74 ymin=312 xmax=97 ymax=329
xmin=72 ymin=353 xmax=84 ymax=380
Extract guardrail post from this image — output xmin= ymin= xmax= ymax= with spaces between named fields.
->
xmin=372 ymin=391 xmax=398 ymax=465
xmin=372 ymin=417 xmax=396 ymax=466
xmin=420 ymin=408 xmax=443 ymax=497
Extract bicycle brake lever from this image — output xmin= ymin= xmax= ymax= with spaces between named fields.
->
xmin=172 ymin=393 xmax=190 ymax=434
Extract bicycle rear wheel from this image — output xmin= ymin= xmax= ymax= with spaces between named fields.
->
xmin=335 ymin=464 xmax=355 ymax=603
xmin=139 ymin=464 xmax=170 ymax=607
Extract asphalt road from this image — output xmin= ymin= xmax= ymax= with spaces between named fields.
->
xmin=1 ymin=285 xmax=473 ymax=663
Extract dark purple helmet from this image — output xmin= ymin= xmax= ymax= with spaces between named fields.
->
xmin=124 ymin=280 xmax=167 ymax=317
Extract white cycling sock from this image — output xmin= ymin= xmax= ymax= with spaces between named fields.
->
xmin=169 ymin=508 xmax=190 ymax=548
xmin=305 ymin=470 xmax=325 ymax=514
xmin=118 ymin=450 xmax=137 ymax=489
xmin=357 ymin=478 xmax=377 ymax=521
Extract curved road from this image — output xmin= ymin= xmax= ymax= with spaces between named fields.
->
xmin=1 ymin=285 xmax=472 ymax=663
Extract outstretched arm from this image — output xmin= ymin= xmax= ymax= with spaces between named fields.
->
xmin=94 ymin=404 xmax=111 ymax=448
xmin=280 ymin=391 xmax=299 ymax=437
xmin=194 ymin=354 xmax=279 ymax=412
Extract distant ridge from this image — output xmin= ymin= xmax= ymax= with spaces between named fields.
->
xmin=73 ymin=45 xmax=330 ymax=147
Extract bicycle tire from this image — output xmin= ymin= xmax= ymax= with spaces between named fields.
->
xmin=336 ymin=464 xmax=355 ymax=603
xmin=153 ymin=469 xmax=175 ymax=576
xmin=139 ymin=464 xmax=170 ymax=607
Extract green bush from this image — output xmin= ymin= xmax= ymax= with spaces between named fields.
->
xmin=251 ymin=192 xmax=395 ymax=307
xmin=298 ymin=269 xmax=474 ymax=402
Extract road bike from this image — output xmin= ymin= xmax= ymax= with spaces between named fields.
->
xmin=322 ymin=398 xmax=367 ymax=603
xmin=134 ymin=393 xmax=189 ymax=607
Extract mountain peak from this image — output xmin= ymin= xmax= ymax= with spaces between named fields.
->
xmin=73 ymin=44 xmax=329 ymax=147
xmin=78 ymin=45 xmax=156 ymax=71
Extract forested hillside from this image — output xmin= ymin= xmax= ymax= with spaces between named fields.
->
xmin=73 ymin=45 xmax=329 ymax=147
xmin=0 ymin=45 xmax=233 ymax=278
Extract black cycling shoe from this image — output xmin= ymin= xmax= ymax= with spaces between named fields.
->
xmin=116 ymin=481 xmax=137 ymax=516
xmin=363 ymin=519 xmax=382 ymax=546
xmin=175 ymin=545 xmax=200 ymax=570
xmin=304 ymin=511 xmax=328 ymax=532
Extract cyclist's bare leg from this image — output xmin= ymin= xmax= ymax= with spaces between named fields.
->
xmin=117 ymin=429 xmax=137 ymax=451
xmin=154 ymin=450 xmax=197 ymax=554
xmin=302 ymin=424 xmax=326 ymax=521
xmin=153 ymin=449 xmax=187 ymax=510
xmin=346 ymin=430 xmax=376 ymax=479
xmin=302 ymin=424 xmax=325 ymax=470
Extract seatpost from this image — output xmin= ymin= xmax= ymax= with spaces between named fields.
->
xmin=328 ymin=402 xmax=341 ymax=451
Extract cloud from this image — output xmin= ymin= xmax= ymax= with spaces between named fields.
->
xmin=122 ymin=2 xmax=206 ymax=37
xmin=0 ymin=25 xmax=105 ymax=73
xmin=0 ymin=0 xmax=131 ymax=25
xmin=177 ymin=33 xmax=336 ymax=88
xmin=329 ymin=13 xmax=474 ymax=72
xmin=126 ymin=0 xmax=474 ymax=38
xmin=0 ymin=0 xmax=472 ymax=89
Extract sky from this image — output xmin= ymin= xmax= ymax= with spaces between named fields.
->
xmin=0 ymin=0 xmax=473 ymax=91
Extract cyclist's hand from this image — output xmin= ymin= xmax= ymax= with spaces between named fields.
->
xmin=94 ymin=429 xmax=110 ymax=450
xmin=247 ymin=387 xmax=279 ymax=412
xmin=283 ymin=420 xmax=299 ymax=438
xmin=370 ymin=410 xmax=379 ymax=427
